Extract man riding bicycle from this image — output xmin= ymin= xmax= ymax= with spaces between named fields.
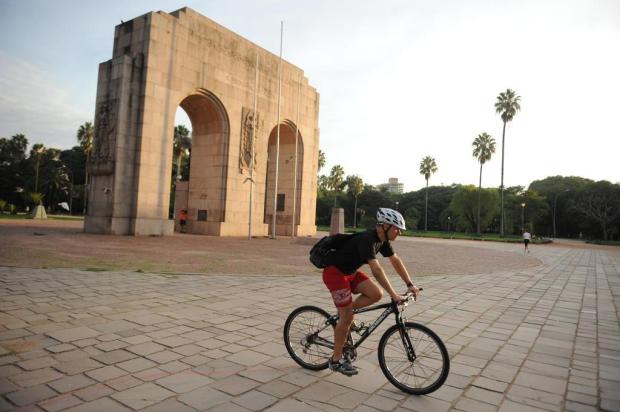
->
xmin=322 ymin=207 xmax=420 ymax=376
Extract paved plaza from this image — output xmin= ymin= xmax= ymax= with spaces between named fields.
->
xmin=1 ymin=240 xmax=619 ymax=411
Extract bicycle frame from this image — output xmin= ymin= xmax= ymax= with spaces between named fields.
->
xmin=313 ymin=300 xmax=409 ymax=350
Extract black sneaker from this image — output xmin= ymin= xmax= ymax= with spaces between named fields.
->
xmin=328 ymin=357 xmax=358 ymax=376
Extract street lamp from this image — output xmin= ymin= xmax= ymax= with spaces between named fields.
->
xmin=521 ymin=202 xmax=526 ymax=232
xmin=395 ymin=201 xmax=399 ymax=211
xmin=447 ymin=216 xmax=451 ymax=234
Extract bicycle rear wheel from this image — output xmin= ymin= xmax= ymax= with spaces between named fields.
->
xmin=378 ymin=322 xmax=450 ymax=395
xmin=283 ymin=306 xmax=335 ymax=370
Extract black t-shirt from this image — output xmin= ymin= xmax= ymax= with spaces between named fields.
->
xmin=325 ymin=228 xmax=394 ymax=274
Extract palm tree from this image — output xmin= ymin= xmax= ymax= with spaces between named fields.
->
xmin=419 ymin=156 xmax=438 ymax=231
xmin=318 ymin=150 xmax=326 ymax=172
xmin=31 ymin=144 xmax=46 ymax=193
xmin=173 ymin=125 xmax=192 ymax=181
xmin=346 ymin=175 xmax=364 ymax=228
xmin=495 ymin=89 xmax=521 ymax=236
xmin=472 ymin=132 xmax=496 ymax=235
xmin=77 ymin=122 xmax=94 ymax=214
xmin=327 ymin=165 xmax=345 ymax=207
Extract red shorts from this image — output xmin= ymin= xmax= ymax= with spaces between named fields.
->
xmin=322 ymin=266 xmax=370 ymax=308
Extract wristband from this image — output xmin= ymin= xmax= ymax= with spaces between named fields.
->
xmin=406 ymin=281 xmax=414 ymax=287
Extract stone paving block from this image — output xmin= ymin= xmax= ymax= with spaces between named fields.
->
xmin=257 ymin=380 xmax=301 ymax=398
xmin=125 ymin=341 xmax=165 ymax=356
xmin=233 ymin=389 xmax=278 ymax=411
xmin=85 ymin=365 xmax=127 ymax=382
xmin=180 ymin=354 xmax=210 ymax=367
xmin=91 ymin=349 xmax=136 ymax=365
xmin=132 ymin=367 xmax=169 ymax=382
xmin=105 ymin=374 xmax=142 ymax=391
xmin=46 ymin=327 xmax=99 ymax=343
xmin=0 ymin=365 xmax=20 ymax=378
xmin=400 ymin=394 xmax=452 ymax=411
xmin=5 ymin=383 xmax=57 ymax=406
xmin=156 ymin=336 xmax=193 ymax=347
xmin=146 ymin=350 xmax=184 ymax=363
xmin=465 ymin=386 xmax=504 ymax=405
xmin=210 ymin=374 xmax=262 ymax=396
xmin=455 ymin=397 xmax=499 ymax=412
xmin=94 ymin=340 xmax=128 ymax=352
xmin=63 ymin=396 xmax=131 ymax=412
xmin=38 ymin=393 xmax=82 ymax=412
xmin=0 ymin=377 xmax=19 ymax=394
xmin=45 ymin=344 xmax=77 ymax=354
xmin=209 ymin=402 xmax=252 ymax=412
xmin=226 ymin=349 xmax=272 ymax=366
xmin=16 ymin=356 xmax=58 ymax=371
xmin=73 ymin=383 xmax=115 ymax=402
xmin=239 ymin=365 xmax=285 ymax=383
xmin=10 ymin=367 xmax=63 ymax=387
xmin=156 ymin=370 xmax=213 ymax=393
xmin=116 ymin=357 xmax=157 ymax=373
xmin=178 ymin=386 xmax=232 ymax=410
xmin=264 ymin=398 xmax=324 ymax=412
xmin=53 ymin=358 xmax=103 ymax=375
xmin=47 ymin=374 xmax=95 ymax=393
xmin=111 ymin=382 xmax=175 ymax=409
xmin=514 ymin=371 xmax=567 ymax=395
xmin=139 ymin=398 xmax=197 ymax=412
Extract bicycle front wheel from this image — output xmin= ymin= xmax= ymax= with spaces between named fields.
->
xmin=283 ymin=306 xmax=335 ymax=370
xmin=378 ymin=322 xmax=450 ymax=395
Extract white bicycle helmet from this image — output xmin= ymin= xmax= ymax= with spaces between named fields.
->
xmin=376 ymin=208 xmax=406 ymax=231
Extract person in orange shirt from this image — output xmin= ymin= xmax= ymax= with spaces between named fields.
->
xmin=179 ymin=209 xmax=188 ymax=233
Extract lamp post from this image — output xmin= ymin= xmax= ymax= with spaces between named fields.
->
xmin=395 ymin=201 xmax=399 ymax=212
xmin=521 ymin=202 xmax=526 ymax=231
xmin=447 ymin=216 xmax=451 ymax=234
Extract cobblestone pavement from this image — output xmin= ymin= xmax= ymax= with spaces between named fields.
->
xmin=1 ymin=242 xmax=619 ymax=411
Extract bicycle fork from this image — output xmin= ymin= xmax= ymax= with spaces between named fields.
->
xmin=397 ymin=322 xmax=417 ymax=362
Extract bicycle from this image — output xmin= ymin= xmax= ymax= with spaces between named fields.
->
xmin=283 ymin=291 xmax=450 ymax=395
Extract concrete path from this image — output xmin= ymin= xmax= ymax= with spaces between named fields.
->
xmin=0 ymin=242 xmax=619 ymax=411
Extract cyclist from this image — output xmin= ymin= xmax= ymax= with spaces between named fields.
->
xmin=322 ymin=207 xmax=420 ymax=376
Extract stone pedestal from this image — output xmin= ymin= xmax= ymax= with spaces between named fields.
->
xmin=30 ymin=205 xmax=47 ymax=219
xmin=330 ymin=208 xmax=344 ymax=235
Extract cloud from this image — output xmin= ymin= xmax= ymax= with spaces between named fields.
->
xmin=0 ymin=51 xmax=92 ymax=149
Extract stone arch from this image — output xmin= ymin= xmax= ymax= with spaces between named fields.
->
xmin=84 ymin=7 xmax=319 ymax=236
xmin=178 ymin=89 xmax=230 ymax=234
xmin=264 ymin=120 xmax=304 ymax=236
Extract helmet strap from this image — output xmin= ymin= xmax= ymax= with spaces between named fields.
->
xmin=382 ymin=224 xmax=391 ymax=242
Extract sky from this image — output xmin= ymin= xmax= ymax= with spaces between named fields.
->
xmin=1 ymin=0 xmax=619 ymax=192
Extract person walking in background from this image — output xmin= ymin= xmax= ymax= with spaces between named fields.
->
xmin=523 ymin=229 xmax=531 ymax=253
xmin=179 ymin=209 xmax=188 ymax=233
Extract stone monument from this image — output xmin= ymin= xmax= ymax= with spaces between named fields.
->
xmin=85 ymin=7 xmax=320 ymax=236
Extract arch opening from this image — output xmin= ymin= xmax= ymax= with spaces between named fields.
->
xmin=264 ymin=121 xmax=304 ymax=236
xmin=172 ymin=90 xmax=230 ymax=234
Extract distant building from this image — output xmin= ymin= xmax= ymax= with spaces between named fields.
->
xmin=378 ymin=177 xmax=404 ymax=194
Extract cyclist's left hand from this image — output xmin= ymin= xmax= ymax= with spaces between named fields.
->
xmin=407 ymin=284 xmax=420 ymax=298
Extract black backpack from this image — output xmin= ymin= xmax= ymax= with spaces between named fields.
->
xmin=309 ymin=233 xmax=357 ymax=268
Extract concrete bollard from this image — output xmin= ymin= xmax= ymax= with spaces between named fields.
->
xmin=330 ymin=208 xmax=345 ymax=235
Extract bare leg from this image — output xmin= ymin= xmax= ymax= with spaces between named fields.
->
xmin=352 ymin=279 xmax=383 ymax=310
xmin=332 ymin=305 xmax=353 ymax=361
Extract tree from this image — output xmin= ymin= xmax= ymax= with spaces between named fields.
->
xmin=327 ymin=165 xmax=345 ymax=207
xmin=495 ymin=89 xmax=521 ymax=236
xmin=472 ymin=132 xmax=496 ymax=235
xmin=450 ymin=185 xmax=499 ymax=232
xmin=419 ymin=156 xmax=438 ymax=231
xmin=318 ymin=150 xmax=326 ymax=172
xmin=77 ymin=122 xmax=93 ymax=214
xmin=0 ymin=134 xmax=29 ymax=206
xmin=573 ymin=181 xmax=620 ymax=240
xmin=31 ymin=144 xmax=46 ymax=194
xmin=173 ymin=125 xmax=192 ymax=182
xmin=346 ymin=175 xmax=364 ymax=228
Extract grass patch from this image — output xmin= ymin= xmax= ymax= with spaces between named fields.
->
xmin=586 ymin=239 xmax=620 ymax=246
xmin=319 ymin=225 xmax=531 ymax=243
xmin=83 ymin=267 xmax=109 ymax=272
